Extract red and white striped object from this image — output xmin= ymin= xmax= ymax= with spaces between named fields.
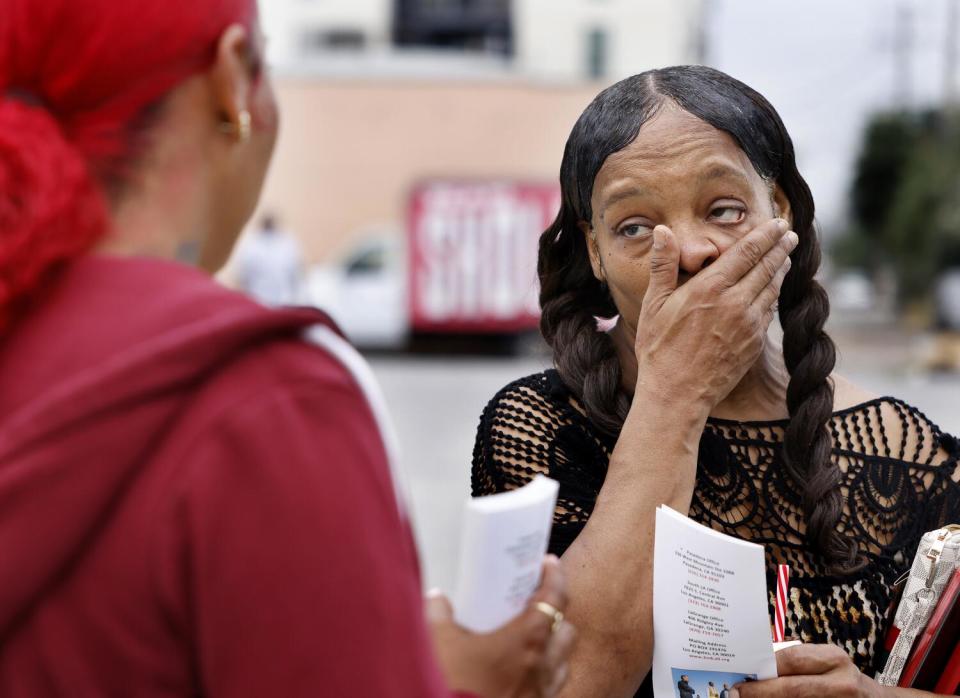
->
xmin=773 ymin=564 xmax=791 ymax=642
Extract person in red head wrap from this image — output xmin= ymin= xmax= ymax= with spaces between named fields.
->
xmin=0 ymin=1 xmax=574 ymax=696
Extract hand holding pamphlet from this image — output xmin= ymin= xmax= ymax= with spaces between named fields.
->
xmin=453 ymin=475 xmax=559 ymax=632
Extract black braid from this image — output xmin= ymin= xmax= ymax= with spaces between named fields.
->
xmin=779 ymin=217 xmax=861 ymax=571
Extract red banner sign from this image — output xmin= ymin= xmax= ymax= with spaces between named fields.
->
xmin=408 ymin=180 xmax=561 ymax=333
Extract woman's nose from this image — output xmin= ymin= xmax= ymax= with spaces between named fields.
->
xmin=674 ymin=226 xmax=723 ymax=276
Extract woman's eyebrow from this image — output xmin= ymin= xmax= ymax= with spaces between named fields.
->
xmin=600 ymin=187 xmax=648 ymax=219
xmin=697 ymin=163 xmax=752 ymax=188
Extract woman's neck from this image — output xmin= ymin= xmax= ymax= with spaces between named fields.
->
xmin=92 ymin=88 xmax=219 ymax=271
xmin=95 ymin=174 xmax=214 ymax=269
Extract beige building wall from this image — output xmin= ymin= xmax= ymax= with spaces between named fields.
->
xmin=255 ymin=78 xmax=603 ymax=263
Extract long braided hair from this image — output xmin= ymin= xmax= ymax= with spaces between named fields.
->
xmin=539 ymin=66 xmax=859 ymax=572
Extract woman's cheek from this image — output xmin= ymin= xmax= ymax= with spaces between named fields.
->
xmin=607 ymin=262 xmax=649 ymax=318
xmin=253 ymin=77 xmax=281 ymax=138
xmin=728 ymin=213 xmax=762 ymax=240
xmin=613 ymin=233 xmax=655 ymax=259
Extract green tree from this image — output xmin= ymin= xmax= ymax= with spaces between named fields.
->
xmin=849 ymin=112 xmax=918 ymax=236
xmin=836 ymin=109 xmax=960 ymax=302
xmin=881 ymin=113 xmax=960 ymax=300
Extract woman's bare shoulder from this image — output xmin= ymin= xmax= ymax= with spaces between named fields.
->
xmin=831 ymin=373 xmax=958 ymax=472
xmin=831 ymin=373 xmax=879 ymax=410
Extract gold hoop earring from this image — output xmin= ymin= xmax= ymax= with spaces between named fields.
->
xmin=220 ymin=110 xmax=252 ymax=143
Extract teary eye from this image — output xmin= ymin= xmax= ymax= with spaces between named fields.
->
xmin=710 ymin=206 xmax=745 ymax=224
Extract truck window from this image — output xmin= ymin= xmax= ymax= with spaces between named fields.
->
xmin=346 ymin=246 xmax=385 ymax=276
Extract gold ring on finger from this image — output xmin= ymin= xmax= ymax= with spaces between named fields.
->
xmin=534 ymin=601 xmax=564 ymax=633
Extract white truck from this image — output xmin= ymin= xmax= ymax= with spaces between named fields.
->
xmin=309 ymin=179 xmax=560 ymax=351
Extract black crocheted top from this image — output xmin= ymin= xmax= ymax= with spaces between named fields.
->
xmin=471 ymin=370 xmax=960 ymax=696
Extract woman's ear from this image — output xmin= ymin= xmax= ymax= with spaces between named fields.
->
xmin=578 ymin=220 xmax=605 ymax=282
xmin=772 ymin=185 xmax=793 ymax=229
xmin=209 ymin=24 xmax=254 ymax=136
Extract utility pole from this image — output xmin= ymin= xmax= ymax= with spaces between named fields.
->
xmin=894 ymin=1 xmax=914 ymax=110
xmin=945 ymin=0 xmax=959 ymax=110
xmin=694 ymin=0 xmax=713 ymax=66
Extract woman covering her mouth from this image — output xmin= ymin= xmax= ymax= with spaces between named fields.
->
xmin=472 ymin=66 xmax=960 ymax=698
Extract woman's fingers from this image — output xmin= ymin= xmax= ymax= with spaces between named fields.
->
xmin=773 ymin=643 xmax=851 ymax=675
xmin=541 ymin=621 xmax=576 ymax=696
xmin=642 ymin=225 xmax=680 ymax=314
xmin=751 ymin=255 xmax=792 ymax=315
xmin=424 ymin=588 xmax=456 ymax=624
xmin=529 ymin=555 xmax=569 ymax=617
xmin=734 ymin=649 xmax=865 ymax=698
xmin=534 ymin=558 xmax=575 ymax=697
xmin=741 ymin=230 xmax=798 ymax=303
xmin=733 ymin=644 xmax=861 ymax=697
xmin=544 ymin=662 xmax=570 ymax=698
xmin=708 ymin=218 xmax=790 ymax=288
xmin=509 ymin=555 xmax=569 ymax=650
xmin=733 ymin=676 xmax=840 ymax=698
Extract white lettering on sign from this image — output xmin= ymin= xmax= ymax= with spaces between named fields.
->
xmin=411 ymin=182 xmax=559 ymax=330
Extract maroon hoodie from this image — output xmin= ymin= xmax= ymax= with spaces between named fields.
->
xmin=0 ymin=256 xmax=452 ymax=697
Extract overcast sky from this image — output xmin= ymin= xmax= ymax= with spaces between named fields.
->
xmin=707 ymin=0 xmax=956 ymax=233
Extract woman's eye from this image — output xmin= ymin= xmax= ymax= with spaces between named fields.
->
xmin=619 ymin=222 xmax=653 ymax=239
xmin=710 ymin=207 xmax=745 ymax=224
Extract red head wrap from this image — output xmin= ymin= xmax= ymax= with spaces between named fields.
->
xmin=0 ymin=0 xmax=257 ymax=330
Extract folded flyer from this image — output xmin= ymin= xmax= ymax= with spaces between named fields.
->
xmin=453 ymin=475 xmax=559 ymax=633
xmin=653 ymin=505 xmax=778 ymax=696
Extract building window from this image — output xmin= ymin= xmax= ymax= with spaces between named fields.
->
xmin=303 ymin=28 xmax=367 ymax=52
xmin=586 ymin=27 xmax=608 ymax=79
xmin=393 ymin=0 xmax=513 ymax=56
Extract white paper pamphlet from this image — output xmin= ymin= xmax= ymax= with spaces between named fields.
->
xmin=653 ymin=505 xmax=778 ymax=697
xmin=453 ymin=475 xmax=559 ymax=633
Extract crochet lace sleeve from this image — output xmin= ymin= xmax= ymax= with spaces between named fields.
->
xmin=471 ymin=373 xmax=608 ymax=555
xmin=840 ymin=398 xmax=960 ymax=541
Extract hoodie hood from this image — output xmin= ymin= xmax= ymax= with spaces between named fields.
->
xmin=0 ymin=255 xmax=330 ymax=639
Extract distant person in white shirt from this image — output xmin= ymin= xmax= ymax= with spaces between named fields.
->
xmin=236 ymin=213 xmax=303 ymax=306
